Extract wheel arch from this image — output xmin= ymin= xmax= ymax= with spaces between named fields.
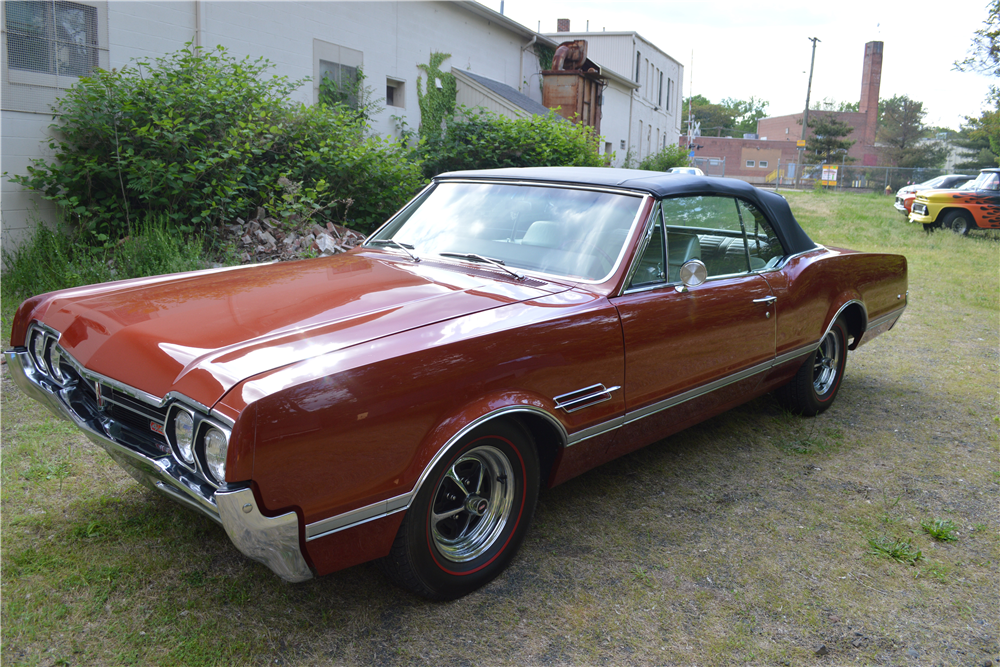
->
xmin=409 ymin=401 xmax=568 ymax=509
xmin=827 ymin=299 xmax=867 ymax=350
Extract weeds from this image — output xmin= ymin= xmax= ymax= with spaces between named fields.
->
xmin=921 ymin=518 xmax=959 ymax=542
xmin=867 ymin=536 xmax=923 ymax=565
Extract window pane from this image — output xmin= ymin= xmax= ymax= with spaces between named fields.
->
xmin=629 ymin=206 xmax=665 ymax=287
xmin=6 ymin=1 xmax=97 ymax=76
xmin=738 ymin=199 xmax=785 ymax=269
xmin=662 ymin=196 xmax=748 ymax=278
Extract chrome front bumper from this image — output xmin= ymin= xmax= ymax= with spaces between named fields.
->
xmin=4 ymin=348 xmax=313 ymax=583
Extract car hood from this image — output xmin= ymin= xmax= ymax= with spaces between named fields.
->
xmin=35 ymin=251 xmax=568 ymax=407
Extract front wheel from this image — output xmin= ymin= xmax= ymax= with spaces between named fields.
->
xmin=775 ymin=317 xmax=848 ymax=416
xmin=379 ymin=420 xmax=539 ymax=600
xmin=943 ymin=210 xmax=973 ymax=236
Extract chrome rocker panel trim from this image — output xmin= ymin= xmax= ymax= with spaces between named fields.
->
xmin=4 ymin=349 xmax=313 ymax=583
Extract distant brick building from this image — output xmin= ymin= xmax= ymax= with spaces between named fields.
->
xmin=756 ymin=41 xmax=883 ymax=166
xmin=676 ymin=136 xmax=801 ymax=184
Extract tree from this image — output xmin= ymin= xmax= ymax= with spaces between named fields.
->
xmin=804 ymin=114 xmax=855 ymax=164
xmin=684 ymin=95 xmax=771 ymax=138
xmin=877 ymin=94 xmax=948 ymax=167
xmin=812 ymin=97 xmax=860 ymax=112
xmin=722 ymin=96 xmax=769 ymax=137
xmin=954 ymin=0 xmax=999 ymax=78
xmin=953 ymin=111 xmax=1000 ymax=169
xmin=954 ymin=1 xmax=1000 ymax=166
xmin=684 ymin=94 xmax=736 ymax=137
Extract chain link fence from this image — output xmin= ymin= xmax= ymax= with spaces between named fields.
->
xmin=692 ymin=156 xmax=727 ymax=177
xmin=770 ymin=162 xmax=976 ymax=194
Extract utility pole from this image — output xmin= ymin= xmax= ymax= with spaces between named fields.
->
xmin=797 ymin=37 xmax=820 ymax=189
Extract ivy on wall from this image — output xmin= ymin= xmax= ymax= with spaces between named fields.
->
xmin=416 ymin=52 xmax=458 ymax=136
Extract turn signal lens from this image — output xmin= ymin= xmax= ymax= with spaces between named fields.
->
xmin=174 ymin=411 xmax=195 ymax=463
xmin=203 ymin=428 xmax=228 ymax=483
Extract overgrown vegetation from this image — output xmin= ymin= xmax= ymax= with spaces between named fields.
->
xmin=8 ymin=44 xmax=421 ymax=244
xmin=317 ymin=66 xmax=383 ymax=127
xmin=417 ymin=107 xmax=605 ymax=178
xmin=1 ymin=219 xmax=228 ymax=305
xmin=636 ymin=144 xmax=690 ymax=171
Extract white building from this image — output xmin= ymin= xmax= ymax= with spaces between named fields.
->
xmin=1 ymin=0 xmax=558 ymax=253
xmin=2 ymin=4 xmax=685 ymax=253
xmin=545 ymin=25 xmax=683 ymax=167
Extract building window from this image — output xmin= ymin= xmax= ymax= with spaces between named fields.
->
xmin=314 ymin=39 xmax=363 ymax=107
xmin=759 ymin=160 xmax=768 ymax=168
xmin=5 ymin=1 xmax=99 ymax=78
xmin=666 ymin=78 xmax=673 ymax=112
xmin=658 ymin=71 xmax=663 ymax=107
xmin=746 ymin=160 xmax=755 ymax=168
xmin=386 ymin=78 xmax=404 ymax=108
xmin=635 ymin=51 xmax=641 ymax=83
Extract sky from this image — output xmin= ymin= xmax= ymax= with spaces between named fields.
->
xmin=487 ymin=0 xmax=996 ymax=130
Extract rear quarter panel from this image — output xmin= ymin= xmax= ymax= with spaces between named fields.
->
xmin=762 ymin=248 xmax=908 ymax=357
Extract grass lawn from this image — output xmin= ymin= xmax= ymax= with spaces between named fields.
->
xmin=2 ymin=190 xmax=998 ymax=666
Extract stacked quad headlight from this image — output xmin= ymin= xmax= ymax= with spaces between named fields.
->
xmin=166 ymin=404 xmax=230 ymax=485
xmin=28 ymin=327 xmax=67 ymax=384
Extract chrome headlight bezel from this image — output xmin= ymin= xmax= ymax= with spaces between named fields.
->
xmin=30 ymin=329 xmax=49 ymax=374
xmin=201 ymin=426 xmax=230 ymax=484
xmin=166 ymin=405 xmax=198 ymax=467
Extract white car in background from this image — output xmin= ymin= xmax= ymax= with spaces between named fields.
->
xmin=667 ymin=167 xmax=705 ymax=176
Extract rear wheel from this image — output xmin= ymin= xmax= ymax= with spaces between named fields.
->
xmin=943 ymin=210 xmax=973 ymax=236
xmin=775 ymin=317 xmax=848 ymax=416
xmin=379 ymin=420 xmax=539 ymax=600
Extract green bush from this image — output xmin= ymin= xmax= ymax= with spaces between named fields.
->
xmin=9 ymin=44 xmax=423 ymax=242
xmin=637 ymin=144 xmax=690 ymax=171
xmin=419 ymin=107 xmax=605 ymax=178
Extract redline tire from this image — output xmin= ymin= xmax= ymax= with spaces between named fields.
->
xmin=379 ymin=420 xmax=539 ymax=600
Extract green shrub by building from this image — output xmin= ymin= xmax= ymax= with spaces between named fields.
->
xmin=9 ymin=44 xmax=423 ymax=244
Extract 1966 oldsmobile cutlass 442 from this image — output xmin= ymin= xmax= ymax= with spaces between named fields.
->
xmin=6 ymin=167 xmax=907 ymax=600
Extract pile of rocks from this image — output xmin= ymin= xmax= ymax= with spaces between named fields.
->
xmin=223 ymin=208 xmax=367 ymax=264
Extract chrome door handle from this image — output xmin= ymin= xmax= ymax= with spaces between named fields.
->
xmin=753 ymin=296 xmax=777 ymax=304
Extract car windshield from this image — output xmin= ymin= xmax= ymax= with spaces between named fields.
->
xmin=967 ymin=171 xmax=999 ymax=190
xmin=369 ymin=182 xmax=645 ymax=281
xmin=919 ymin=175 xmax=948 ymax=188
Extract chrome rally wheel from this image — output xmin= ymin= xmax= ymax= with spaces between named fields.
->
xmin=430 ymin=446 xmax=516 ymax=563
xmin=380 ymin=420 xmax=539 ymax=600
xmin=775 ymin=316 xmax=848 ymax=416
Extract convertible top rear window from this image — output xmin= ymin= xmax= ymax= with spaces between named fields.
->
xmin=370 ymin=182 xmax=644 ymax=281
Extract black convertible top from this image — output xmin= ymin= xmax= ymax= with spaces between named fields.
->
xmin=436 ymin=167 xmax=818 ymax=255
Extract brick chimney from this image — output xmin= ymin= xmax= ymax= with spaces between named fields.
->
xmin=557 ymin=18 xmax=570 ymax=32
xmin=859 ymin=41 xmax=883 ymax=148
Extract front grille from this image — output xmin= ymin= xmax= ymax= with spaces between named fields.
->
xmin=62 ymin=364 xmax=171 ymax=457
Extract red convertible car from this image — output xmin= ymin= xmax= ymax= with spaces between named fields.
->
xmin=6 ymin=168 xmax=908 ymax=599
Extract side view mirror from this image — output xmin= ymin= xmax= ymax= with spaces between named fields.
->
xmin=677 ymin=259 xmax=707 ymax=291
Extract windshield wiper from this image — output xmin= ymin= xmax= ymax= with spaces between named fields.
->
xmin=439 ymin=252 xmax=525 ymax=281
xmin=369 ymin=238 xmax=420 ymax=262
